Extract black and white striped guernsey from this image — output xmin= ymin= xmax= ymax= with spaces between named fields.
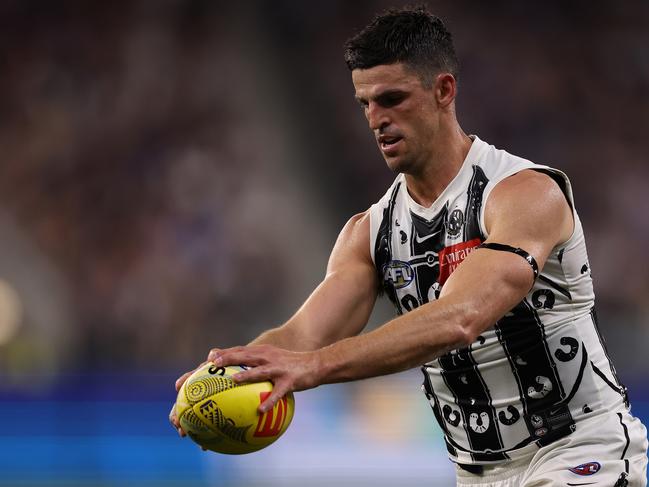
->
xmin=368 ymin=135 xmax=629 ymax=464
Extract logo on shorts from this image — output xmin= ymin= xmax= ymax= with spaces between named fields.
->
xmin=569 ymin=462 xmax=601 ymax=476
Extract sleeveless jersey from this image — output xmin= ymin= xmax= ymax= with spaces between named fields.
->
xmin=368 ymin=135 xmax=629 ymax=464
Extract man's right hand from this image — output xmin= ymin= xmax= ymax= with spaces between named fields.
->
xmin=168 ymin=403 xmax=185 ymax=437
xmin=169 ymin=362 xmax=210 ymax=437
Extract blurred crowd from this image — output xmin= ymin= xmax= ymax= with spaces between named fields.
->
xmin=0 ymin=0 xmax=647 ymax=378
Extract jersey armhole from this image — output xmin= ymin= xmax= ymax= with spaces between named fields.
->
xmin=369 ymin=203 xmax=379 ymax=265
xmin=533 ymin=168 xmax=578 ymax=247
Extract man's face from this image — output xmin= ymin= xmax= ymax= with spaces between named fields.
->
xmin=352 ymin=62 xmax=439 ymax=174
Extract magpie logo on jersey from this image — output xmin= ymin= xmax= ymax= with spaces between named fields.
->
xmin=568 ymin=462 xmax=601 ymax=476
xmin=446 ymin=208 xmax=464 ymax=238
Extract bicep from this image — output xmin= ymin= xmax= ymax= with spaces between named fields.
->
xmin=437 ymin=247 xmax=535 ymax=339
xmin=438 ymin=171 xmax=574 ymax=338
xmin=483 ymin=169 xmax=574 ymax=270
xmin=283 ymin=211 xmax=378 ymax=349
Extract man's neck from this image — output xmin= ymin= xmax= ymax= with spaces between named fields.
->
xmin=404 ymin=127 xmax=473 ymax=208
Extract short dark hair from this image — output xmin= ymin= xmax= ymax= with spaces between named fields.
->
xmin=343 ymin=5 xmax=459 ymax=87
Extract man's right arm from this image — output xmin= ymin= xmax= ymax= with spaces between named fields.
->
xmin=171 ymin=211 xmax=378 ymax=435
xmin=249 ymin=210 xmax=378 ymax=351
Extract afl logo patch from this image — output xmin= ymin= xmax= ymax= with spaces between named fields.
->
xmin=447 ymin=209 xmax=464 ymax=238
xmin=383 ymin=260 xmax=414 ymax=289
xmin=569 ymin=462 xmax=601 ymax=476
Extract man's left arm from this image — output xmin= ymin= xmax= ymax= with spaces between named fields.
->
xmin=213 ymin=170 xmax=574 ymax=412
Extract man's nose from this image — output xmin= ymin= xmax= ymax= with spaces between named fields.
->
xmin=367 ymin=102 xmax=389 ymax=131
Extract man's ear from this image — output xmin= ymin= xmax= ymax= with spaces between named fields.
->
xmin=435 ymin=73 xmax=457 ymax=108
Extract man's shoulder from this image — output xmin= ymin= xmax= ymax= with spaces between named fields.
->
xmin=491 ymin=169 xmax=567 ymax=201
xmin=473 ymin=137 xmax=538 ymax=175
xmin=475 ymin=139 xmax=573 ymax=206
xmin=345 ymin=211 xmax=370 ymax=231
xmin=485 ymin=169 xmax=575 ymax=245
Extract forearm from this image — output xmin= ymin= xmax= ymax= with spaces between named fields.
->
xmin=314 ymin=245 xmax=535 ymax=385
xmin=315 ymin=296 xmax=474 ymax=384
xmin=248 ymin=320 xmax=322 ymax=352
xmin=249 ymin=269 xmax=376 ymax=352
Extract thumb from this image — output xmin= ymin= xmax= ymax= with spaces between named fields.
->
xmin=175 ymin=371 xmax=194 ymax=392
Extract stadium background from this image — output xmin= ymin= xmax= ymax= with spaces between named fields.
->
xmin=0 ymin=0 xmax=647 ymax=485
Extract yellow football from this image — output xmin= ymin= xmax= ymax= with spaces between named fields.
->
xmin=174 ymin=362 xmax=294 ymax=454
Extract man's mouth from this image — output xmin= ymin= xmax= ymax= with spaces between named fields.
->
xmin=378 ymin=135 xmax=403 ymax=154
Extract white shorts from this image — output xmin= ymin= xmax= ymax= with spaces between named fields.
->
xmin=455 ymin=410 xmax=648 ymax=487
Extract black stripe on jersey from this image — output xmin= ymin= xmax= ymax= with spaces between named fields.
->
xmin=534 ymin=346 xmax=586 ymax=447
xmin=463 ymin=165 xmax=489 ymax=240
xmin=589 ymin=307 xmax=628 ymax=406
xmin=537 ymin=275 xmax=572 ymax=300
xmin=409 ymin=254 xmax=433 ymax=266
xmin=437 ymin=347 xmax=505 ymax=459
xmin=421 ymin=367 xmax=451 ymax=437
xmin=495 ymin=299 xmax=568 ymax=438
xmin=617 ymin=413 xmax=630 ymax=460
xmin=472 ymin=451 xmax=508 ymax=462
xmin=421 ymin=367 xmax=507 ymax=460
xmin=409 ymin=208 xmax=447 ymax=305
xmin=442 ymin=431 xmax=508 ymax=461
xmin=510 ymin=436 xmax=538 ymax=451
xmin=561 ymin=345 xmax=588 ymax=404
xmin=592 ymin=361 xmax=627 ymax=398
xmin=444 ymin=438 xmax=458 ymax=457
xmin=428 ymin=335 xmax=585 ymax=460
xmin=374 ymin=182 xmax=402 ymax=313
xmin=421 ymin=367 xmax=508 ymax=462
xmin=422 ymin=367 xmax=507 ymax=461
xmin=421 ymin=366 xmax=457 ymax=457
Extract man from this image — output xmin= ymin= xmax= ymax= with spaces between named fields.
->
xmin=171 ymin=6 xmax=647 ymax=486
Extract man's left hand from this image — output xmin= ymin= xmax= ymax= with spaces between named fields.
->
xmin=207 ymin=345 xmax=323 ymax=413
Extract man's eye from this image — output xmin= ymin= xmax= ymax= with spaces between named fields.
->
xmin=381 ymin=95 xmax=404 ymax=107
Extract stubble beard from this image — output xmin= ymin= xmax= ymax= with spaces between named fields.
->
xmin=385 ymin=155 xmax=409 ymax=175
xmin=384 ymin=150 xmax=424 ymax=177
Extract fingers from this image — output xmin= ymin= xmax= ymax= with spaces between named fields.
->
xmin=206 ymin=344 xmax=300 ymax=414
xmin=168 ymin=404 xmax=186 ymax=437
xmin=207 ymin=348 xmax=221 ymax=363
xmin=173 ymin=357 xmax=223 ymax=440
xmin=210 ymin=346 xmax=271 ymax=368
xmin=176 ymin=361 xmax=211 ymax=391
xmin=174 ymin=363 xmax=210 ymax=437
xmin=258 ymin=382 xmax=289 ymax=414
xmin=232 ymin=365 xmax=272 ymax=384
xmin=175 ymin=371 xmax=194 ymax=392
